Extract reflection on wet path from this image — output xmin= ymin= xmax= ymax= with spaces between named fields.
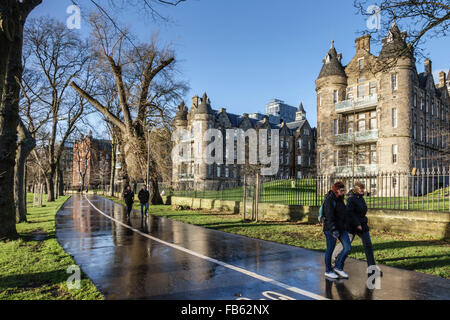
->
xmin=55 ymin=194 xmax=450 ymax=300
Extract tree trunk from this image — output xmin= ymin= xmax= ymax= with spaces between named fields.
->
xmin=149 ymin=175 xmax=163 ymax=205
xmin=110 ymin=139 xmax=116 ymax=197
xmin=46 ymin=175 xmax=55 ymax=202
xmin=0 ymin=4 xmax=22 ymax=239
xmin=14 ymin=120 xmax=35 ymax=223
xmin=58 ymin=168 xmax=64 ymax=197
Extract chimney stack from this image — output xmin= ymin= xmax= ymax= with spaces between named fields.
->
xmin=192 ymin=95 xmax=199 ymax=108
xmin=424 ymin=59 xmax=432 ymax=74
xmin=439 ymin=71 xmax=446 ymax=87
xmin=355 ymin=34 xmax=371 ymax=54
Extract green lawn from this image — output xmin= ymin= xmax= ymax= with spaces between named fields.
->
xmin=103 ymin=194 xmax=450 ymax=279
xmin=0 ymin=194 xmax=103 ymax=300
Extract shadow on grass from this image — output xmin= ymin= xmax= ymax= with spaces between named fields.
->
xmin=0 ymin=269 xmax=67 ymax=289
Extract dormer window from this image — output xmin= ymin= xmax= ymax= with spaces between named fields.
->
xmin=359 ymin=58 xmax=364 ymax=70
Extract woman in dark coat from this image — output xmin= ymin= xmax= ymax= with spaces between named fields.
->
xmin=123 ymin=185 xmax=134 ymax=220
xmin=322 ymin=181 xmax=352 ymax=279
xmin=332 ymin=182 xmax=381 ymax=276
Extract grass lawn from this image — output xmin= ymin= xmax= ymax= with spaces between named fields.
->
xmin=0 ymin=194 xmax=103 ymax=300
xmin=103 ymin=194 xmax=450 ymax=279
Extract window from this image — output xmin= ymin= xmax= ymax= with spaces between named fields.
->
xmin=334 ymin=119 xmax=338 ymax=135
xmin=370 ymin=111 xmax=377 ymax=130
xmin=431 ymin=99 xmax=434 ymax=116
xmin=333 ymin=90 xmax=338 ymax=103
xmin=285 ymin=154 xmax=289 ymax=165
xmin=318 ymin=152 xmax=321 ymax=169
xmin=413 ymin=122 xmax=417 ymax=140
xmin=391 ymin=74 xmax=397 ymax=91
xmin=413 ymin=92 xmax=417 ymax=107
xmin=347 ymin=87 xmax=353 ymax=100
xmin=297 ymin=139 xmax=302 ymax=149
xmin=369 ymin=82 xmax=376 ymax=95
xmin=297 ymin=155 xmax=301 ymax=165
xmin=359 ymin=59 xmax=364 ymax=70
xmin=357 ymin=84 xmax=365 ymax=98
xmin=392 ymin=145 xmax=398 ymax=164
xmin=318 ymin=94 xmax=322 ymax=107
xmin=333 ymin=151 xmax=338 ymax=166
xmin=297 ymin=171 xmax=302 ymax=179
xmin=358 ymin=119 xmax=366 ymax=132
xmin=225 ymin=167 xmax=229 ymax=178
xmin=217 ymin=165 xmax=221 ymax=177
xmin=392 ymin=108 xmax=397 ymax=128
xmin=425 ymin=96 xmax=429 ymax=113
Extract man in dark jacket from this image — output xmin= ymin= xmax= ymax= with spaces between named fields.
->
xmin=332 ymin=182 xmax=381 ymax=276
xmin=322 ymin=181 xmax=352 ymax=279
xmin=138 ymin=185 xmax=150 ymax=218
xmin=123 ymin=185 xmax=134 ymax=220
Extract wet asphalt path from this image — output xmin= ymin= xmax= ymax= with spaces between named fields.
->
xmin=55 ymin=194 xmax=450 ymax=300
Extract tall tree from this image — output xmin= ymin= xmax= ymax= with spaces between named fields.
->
xmin=22 ymin=17 xmax=92 ymax=201
xmin=71 ymin=14 xmax=187 ymax=204
xmin=0 ymin=0 xmax=42 ymax=240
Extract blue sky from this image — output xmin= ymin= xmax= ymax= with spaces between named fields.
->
xmin=30 ymin=0 xmax=450 ymax=131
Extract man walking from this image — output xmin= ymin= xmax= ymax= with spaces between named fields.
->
xmin=123 ymin=185 xmax=134 ymax=220
xmin=138 ymin=185 xmax=150 ymax=219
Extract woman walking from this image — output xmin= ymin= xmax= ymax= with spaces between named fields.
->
xmin=332 ymin=182 xmax=382 ymax=276
xmin=123 ymin=185 xmax=134 ymax=220
xmin=322 ymin=181 xmax=352 ymax=279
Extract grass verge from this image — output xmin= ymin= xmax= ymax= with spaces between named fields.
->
xmin=103 ymin=194 xmax=450 ymax=279
xmin=0 ymin=194 xmax=103 ymax=300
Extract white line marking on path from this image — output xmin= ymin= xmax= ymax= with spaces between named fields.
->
xmin=83 ymin=195 xmax=328 ymax=300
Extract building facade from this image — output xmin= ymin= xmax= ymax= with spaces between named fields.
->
xmin=72 ymin=132 xmax=112 ymax=189
xmin=316 ymin=24 xmax=450 ymax=190
xmin=172 ymin=94 xmax=317 ymax=190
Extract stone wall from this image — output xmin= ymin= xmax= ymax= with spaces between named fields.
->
xmin=168 ymin=196 xmax=450 ymax=239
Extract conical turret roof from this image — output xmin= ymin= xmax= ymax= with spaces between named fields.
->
xmin=379 ymin=21 xmax=413 ymax=60
xmin=174 ymin=100 xmax=188 ymax=121
xmin=196 ymin=92 xmax=214 ymax=114
xmin=318 ymin=40 xmax=346 ymax=79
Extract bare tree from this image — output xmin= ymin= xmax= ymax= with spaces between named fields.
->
xmin=0 ymin=0 xmax=187 ymax=239
xmin=71 ymin=14 xmax=187 ymax=204
xmin=22 ymin=17 xmax=94 ymax=202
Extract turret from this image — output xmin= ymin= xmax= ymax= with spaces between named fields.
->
xmin=295 ymin=102 xmax=306 ymax=121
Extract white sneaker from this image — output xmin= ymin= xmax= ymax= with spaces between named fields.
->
xmin=324 ymin=271 xmax=339 ymax=279
xmin=333 ymin=268 xmax=349 ymax=279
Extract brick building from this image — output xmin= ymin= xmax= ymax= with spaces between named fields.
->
xmin=72 ymin=132 xmax=112 ymax=189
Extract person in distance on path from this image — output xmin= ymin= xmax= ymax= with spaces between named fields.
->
xmin=138 ymin=185 xmax=150 ymax=219
xmin=123 ymin=185 xmax=134 ymax=220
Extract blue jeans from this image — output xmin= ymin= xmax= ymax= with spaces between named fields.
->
xmin=140 ymin=202 xmax=149 ymax=217
xmin=324 ymin=230 xmax=351 ymax=273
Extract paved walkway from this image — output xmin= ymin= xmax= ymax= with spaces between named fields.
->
xmin=55 ymin=194 xmax=450 ymax=300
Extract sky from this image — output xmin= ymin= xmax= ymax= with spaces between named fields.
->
xmin=29 ymin=0 xmax=450 ymax=135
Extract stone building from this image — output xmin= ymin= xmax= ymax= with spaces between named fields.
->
xmin=316 ymin=23 xmax=450 ymax=191
xmin=72 ymin=132 xmax=112 ymax=189
xmin=172 ymin=93 xmax=317 ymax=190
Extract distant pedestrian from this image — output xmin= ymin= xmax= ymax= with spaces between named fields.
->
xmin=123 ymin=185 xmax=134 ymax=219
xmin=322 ymin=181 xmax=352 ymax=280
xmin=332 ymin=182 xmax=382 ymax=277
xmin=138 ymin=185 xmax=150 ymax=218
